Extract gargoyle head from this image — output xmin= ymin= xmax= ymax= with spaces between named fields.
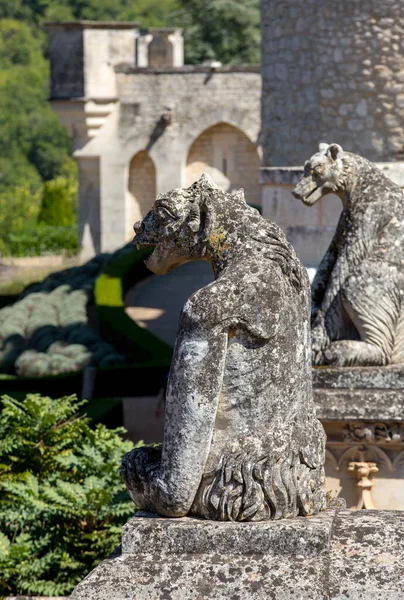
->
xmin=133 ymin=173 xmax=220 ymax=275
xmin=292 ymin=143 xmax=344 ymax=206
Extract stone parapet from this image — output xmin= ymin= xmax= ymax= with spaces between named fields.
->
xmin=114 ymin=64 xmax=261 ymax=74
xmin=314 ymin=366 xmax=404 ymax=510
xmin=315 ymin=388 xmax=404 ymax=422
xmin=313 ymin=365 xmax=404 ymax=421
xmin=71 ymin=508 xmax=404 ymax=599
xmin=313 ymin=365 xmax=404 ymax=390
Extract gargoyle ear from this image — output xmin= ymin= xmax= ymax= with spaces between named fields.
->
xmin=326 ymin=143 xmax=343 ymax=161
xmin=318 ymin=142 xmax=329 ymax=154
xmin=232 ymin=188 xmax=246 ymax=203
xmin=199 ymin=172 xmax=220 ymax=190
xmin=187 ymin=201 xmax=201 ymax=233
xmin=201 ymin=197 xmax=215 ymax=242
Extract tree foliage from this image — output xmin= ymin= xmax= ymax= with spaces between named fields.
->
xmin=0 ymin=0 xmax=180 ymax=27
xmin=177 ymin=0 xmax=260 ymax=65
xmin=0 ymin=1 xmax=260 ymax=255
xmin=0 ymin=393 xmax=136 ymax=596
xmin=0 ymin=19 xmax=76 ymax=253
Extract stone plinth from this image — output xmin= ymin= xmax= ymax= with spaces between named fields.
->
xmin=70 ymin=508 xmax=404 ymax=599
xmin=314 ymin=365 xmax=404 ymax=422
xmin=314 ymin=366 xmax=404 ymax=510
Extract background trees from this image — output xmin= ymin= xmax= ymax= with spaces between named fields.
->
xmin=0 ymin=1 xmax=260 ymax=255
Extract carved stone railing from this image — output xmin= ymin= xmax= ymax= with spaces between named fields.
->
xmin=314 ymin=366 xmax=404 ymax=510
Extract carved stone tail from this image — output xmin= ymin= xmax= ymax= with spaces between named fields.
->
xmin=191 ymin=446 xmax=326 ymax=522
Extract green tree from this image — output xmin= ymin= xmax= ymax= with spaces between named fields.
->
xmin=0 ymin=0 xmax=180 ymax=27
xmin=177 ymin=0 xmax=260 ymax=65
xmin=0 ymin=20 xmax=75 ymax=251
xmin=0 ymin=393 xmax=136 ymax=596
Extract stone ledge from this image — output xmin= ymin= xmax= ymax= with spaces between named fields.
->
xmin=114 ymin=64 xmax=261 ymax=75
xmin=122 ymin=510 xmax=334 ymax=556
xmin=70 ymin=509 xmax=404 ymax=600
xmin=314 ymin=389 xmax=404 ymax=422
xmin=259 ymin=162 xmax=404 ymax=188
xmin=313 ymin=365 xmax=404 ymax=389
xmin=313 ymin=366 xmax=404 ymax=422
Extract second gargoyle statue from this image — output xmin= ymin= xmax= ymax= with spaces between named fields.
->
xmin=121 ymin=173 xmax=326 ymax=521
xmin=293 ymin=143 xmax=404 ymax=367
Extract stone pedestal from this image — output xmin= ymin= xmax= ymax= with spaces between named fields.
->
xmin=313 ymin=366 xmax=404 ymax=510
xmin=71 ymin=508 xmax=404 ymax=599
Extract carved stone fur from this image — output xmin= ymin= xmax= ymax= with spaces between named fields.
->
xmin=293 ymin=143 xmax=404 ymax=367
xmin=121 ymin=173 xmax=326 ymax=521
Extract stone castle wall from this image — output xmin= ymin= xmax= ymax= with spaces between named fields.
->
xmin=261 ymin=0 xmax=404 ymax=166
xmin=80 ymin=66 xmax=261 ymax=252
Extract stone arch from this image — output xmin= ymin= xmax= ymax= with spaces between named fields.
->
xmin=127 ymin=151 xmax=156 ymax=237
xmin=185 ymin=123 xmax=261 ymax=207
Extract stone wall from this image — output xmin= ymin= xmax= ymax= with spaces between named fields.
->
xmin=77 ymin=66 xmax=261 ymax=252
xmin=185 ymin=122 xmax=261 ymax=207
xmin=261 ymin=0 xmax=404 ymax=166
xmin=48 ymin=22 xmax=139 ymax=100
xmin=127 ymin=151 xmax=157 ymax=233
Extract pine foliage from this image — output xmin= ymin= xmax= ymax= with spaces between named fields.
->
xmin=0 ymin=393 xmax=136 ymax=597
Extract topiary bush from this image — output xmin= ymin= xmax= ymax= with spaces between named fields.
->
xmin=0 ymin=251 xmax=127 ymax=377
xmin=0 ymin=393 xmax=137 ymax=597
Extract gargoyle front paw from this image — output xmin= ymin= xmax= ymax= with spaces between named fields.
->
xmin=323 ymin=346 xmax=346 ymax=367
xmin=311 ymin=313 xmax=329 ymax=365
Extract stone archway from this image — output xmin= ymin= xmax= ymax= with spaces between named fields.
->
xmin=127 ymin=151 xmax=156 ymax=238
xmin=185 ymin=123 xmax=261 ymax=207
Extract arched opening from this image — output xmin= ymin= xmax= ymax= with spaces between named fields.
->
xmin=185 ymin=123 xmax=261 ymax=207
xmin=127 ymin=151 xmax=156 ymax=238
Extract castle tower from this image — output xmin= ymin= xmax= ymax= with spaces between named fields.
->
xmin=260 ymin=0 xmax=404 ymax=264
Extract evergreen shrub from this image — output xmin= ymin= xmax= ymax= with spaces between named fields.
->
xmin=38 ymin=176 xmax=76 ymax=227
xmin=0 ymin=393 xmax=136 ymax=597
xmin=2 ymin=224 xmax=79 ymax=257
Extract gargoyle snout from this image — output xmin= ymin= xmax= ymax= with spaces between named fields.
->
xmin=133 ymin=220 xmax=143 ymax=235
xmin=291 ymin=186 xmax=303 ymax=200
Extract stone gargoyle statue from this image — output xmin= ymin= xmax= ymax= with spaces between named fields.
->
xmin=121 ymin=173 xmax=326 ymax=521
xmin=293 ymin=143 xmax=404 ymax=367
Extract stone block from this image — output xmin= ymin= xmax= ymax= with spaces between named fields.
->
xmin=313 ymin=366 xmax=404 ymax=422
xmin=314 ymin=366 xmax=404 ymax=511
xmin=70 ymin=508 xmax=404 ymax=599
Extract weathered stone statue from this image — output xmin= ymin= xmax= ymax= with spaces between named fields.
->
xmin=293 ymin=143 xmax=404 ymax=367
xmin=121 ymin=173 xmax=326 ymax=521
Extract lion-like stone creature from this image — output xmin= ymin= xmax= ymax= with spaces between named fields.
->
xmin=293 ymin=143 xmax=404 ymax=367
xmin=121 ymin=173 xmax=326 ymax=521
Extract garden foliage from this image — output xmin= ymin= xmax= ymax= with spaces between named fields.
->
xmin=0 ymin=393 xmax=136 ymax=597
xmin=3 ymin=225 xmax=79 ymax=257
xmin=0 ymin=250 xmax=128 ymax=378
xmin=0 ymin=20 xmax=77 ymax=256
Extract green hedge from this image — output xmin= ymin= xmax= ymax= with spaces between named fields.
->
xmin=95 ymin=245 xmax=173 ymax=366
xmin=2 ymin=224 xmax=79 ymax=257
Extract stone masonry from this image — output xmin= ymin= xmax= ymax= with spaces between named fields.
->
xmin=261 ymin=0 xmax=404 ymax=166
xmin=71 ymin=508 xmax=404 ymax=600
xmin=48 ymin=23 xmax=261 ymax=257
xmin=260 ymin=0 xmax=404 ymax=265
